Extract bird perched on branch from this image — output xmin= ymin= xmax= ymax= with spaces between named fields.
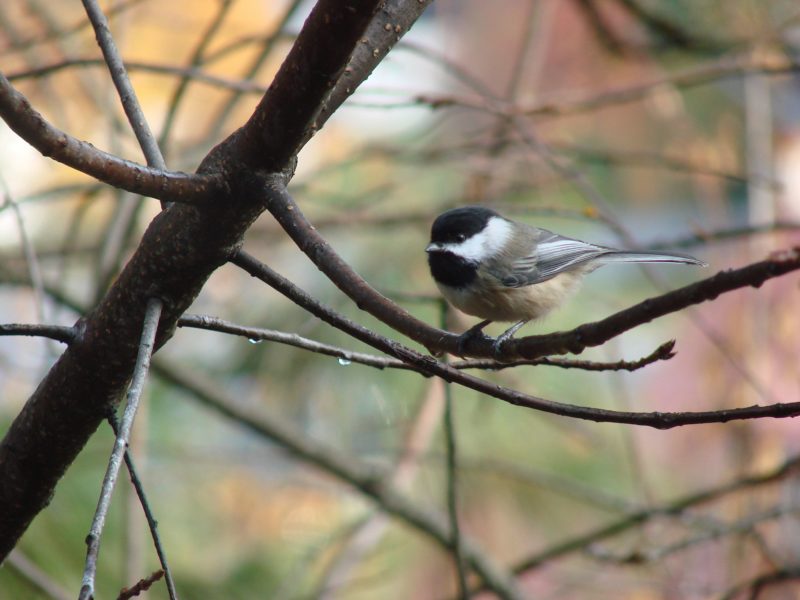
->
xmin=426 ymin=206 xmax=706 ymax=356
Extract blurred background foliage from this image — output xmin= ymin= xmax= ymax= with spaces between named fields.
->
xmin=2 ymin=0 xmax=800 ymax=598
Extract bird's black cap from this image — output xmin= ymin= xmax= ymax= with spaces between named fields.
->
xmin=429 ymin=206 xmax=498 ymax=244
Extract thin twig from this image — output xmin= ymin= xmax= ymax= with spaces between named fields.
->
xmin=80 ymin=0 xmax=165 ymax=169
xmin=440 ymin=304 xmax=469 ymax=599
xmin=177 ymin=313 xmax=407 ymax=370
xmin=588 ymin=505 xmax=785 ymax=565
xmin=79 ymin=298 xmax=163 ymax=600
xmin=717 ymin=568 xmax=800 ymax=600
xmin=7 ymin=58 xmax=267 ymax=94
xmin=650 ymin=222 xmax=800 ymax=251
xmin=116 ymin=570 xmax=164 ymax=600
xmin=462 ymin=454 xmax=800 ymax=597
xmin=106 ymin=413 xmax=178 ymax=600
xmin=314 ymin=379 xmax=447 ymax=599
xmin=510 ymin=456 xmax=800 ymax=572
xmin=452 ymin=340 xmax=676 ymax=372
xmin=0 ymin=323 xmax=75 ymax=344
xmin=178 ymin=313 xmax=674 ymax=373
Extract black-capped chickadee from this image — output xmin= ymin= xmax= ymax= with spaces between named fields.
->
xmin=426 ymin=206 xmax=706 ymax=355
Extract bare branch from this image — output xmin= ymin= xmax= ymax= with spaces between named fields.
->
xmin=0 ymin=0 xmax=434 ymax=561
xmin=159 ymin=0 xmax=236 ymax=155
xmin=106 ymin=413 xmax=177 ymax=600
xmin=203 ymin=0 xmax=305 ymax=144
xmin=151 ymin=358 xmax=523 ymax=600
xmin=255 ymin=177 xmax=800 ymax=361
xmin=232 ymin=0 xmax=386 ymax=171
xmin=3 ymin=0 xmax=147 ymax=55
xmin=232 ymin=250 xmax=800 ymax=428
xmin=718 ymin=569 xmax=800 ymax=600
xmin=117 ymin=570 xmax=165 ymax=600
xmin=0 ymin=73 xmax=223 ymax=203
xmin=650 ymin=222 xmax=800 ymax=251
xmin=178 ymin=313 xmax=674 ymax=374
xmin=80 ymin=0 xmax=165 ymax=169
xmin=320 ymin=0 xmax=435 ymax=128
xmin=439 ymin=307 xmax=468 ymax=599
xmin=8 ymin=58 xmax=267 ymax=95
xmin=454 ymin=340 xmax=677 ymax=372
xmin=511 ymin=248 xmax=800 ymax=359
xmin=0 ymin=323 xmax=75 ymax=344
xmin=79 ymin=298 xmax=162 ymax=600
xmin=177 ymin=313 xmax=408 ymax=370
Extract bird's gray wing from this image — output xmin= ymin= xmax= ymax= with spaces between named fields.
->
xmin=488 ymin=229 xmax=610 ymax=288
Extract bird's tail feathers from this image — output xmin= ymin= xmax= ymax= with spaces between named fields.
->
xmin=600 ymin=250 xmax=707 ymax=267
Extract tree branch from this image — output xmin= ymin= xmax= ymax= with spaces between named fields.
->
xmin=151 ymin=358 xmax=523 ymax=600
xmin=231 ymin=250 xmax=800 ymax=428
xmin=177 ymin=313 xmax=675 ymax=374
xmin=80 ymin=0 xmax=165 ymax=169
xmin=454 ymin=340 xmax=676 ymax=372
xmin=0 ymin=1 xmax=429 ymax=561
xmin=256 ymin=177 xmax=800 ymax=361
xmin=79 ymin=298 xmax=162 ymax=600
xmin=106 ymin=413 xmax=177 ymax=600
xmin=232 ymin=0 xmax=385 ymax=171
xmin=0 ymin=323 xmax=75 ymax=344
xmin=0 ymin=73 xmax=222 ymax=203
xmin=511 ymin=247 xmax=800 ymax=359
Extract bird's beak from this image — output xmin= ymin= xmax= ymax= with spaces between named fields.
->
xmin=425 ymin=243 xmax=440 ymax=253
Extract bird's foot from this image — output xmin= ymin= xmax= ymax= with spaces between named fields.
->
xmin=455 ymin=320 xmax=492 ymax=357
xmin=491 ymin=320 xmax=528 ymax=361
xmin=491 ymin=337 xmax=510 ymax=361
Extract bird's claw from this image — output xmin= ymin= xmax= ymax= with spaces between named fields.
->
xmin=456 ymin=329 xmax=491 ymax=357
xmin=491 ymin=337 xmax=509 ymax=361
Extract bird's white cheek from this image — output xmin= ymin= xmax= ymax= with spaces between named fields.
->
xmin=442 ymin=217 xmax=513 ymax=262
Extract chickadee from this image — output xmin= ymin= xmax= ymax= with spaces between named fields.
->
xmin=426 ymin=206 xmax=706 ymax=355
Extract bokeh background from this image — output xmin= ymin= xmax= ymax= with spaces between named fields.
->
xmin=2 ymin=0 xmax=800 ymax=598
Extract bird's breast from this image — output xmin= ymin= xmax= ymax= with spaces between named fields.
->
xmin=436 ymin=270 xmax=584 ymax=322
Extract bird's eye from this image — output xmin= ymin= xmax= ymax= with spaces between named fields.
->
xmin=456 ymin=234 xmax=466 ymax=242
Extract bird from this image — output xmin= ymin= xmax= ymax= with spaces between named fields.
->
xmin=425 ymin=206 xmax=706 ymax=356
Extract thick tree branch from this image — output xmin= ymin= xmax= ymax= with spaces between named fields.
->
xmin=232 ymin=0 xmax=384 ymax=171
xmin=321 ymin=0 xmax=435 ymax=125
xmin=0 ymin=0 xmax=428 ymax=560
